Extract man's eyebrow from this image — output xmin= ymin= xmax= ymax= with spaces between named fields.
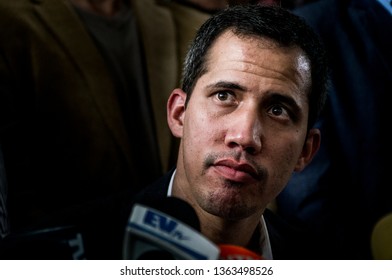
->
xmin=269 ymin=92 xmax=300 ymax=108
xmin=206 ymin=81 xmax=247 ymax=91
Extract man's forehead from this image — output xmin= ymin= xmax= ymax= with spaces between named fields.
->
xmin=207 ymin=31 xmax=310 ymax=75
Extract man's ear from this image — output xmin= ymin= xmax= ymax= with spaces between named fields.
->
xmin=167 ymin=88 xmax=187 ymax=138
xmin=294 ymin=128 xmax=321 ymax=172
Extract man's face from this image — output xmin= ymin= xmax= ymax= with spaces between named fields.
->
xmin=169 ymin=30 xmax=317 ymax=221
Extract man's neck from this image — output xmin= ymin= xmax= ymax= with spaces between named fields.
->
xmin=199 ymin=211 xmax=261 ymax=249
xmin=68 ymin=0 xmax=124 ymax=17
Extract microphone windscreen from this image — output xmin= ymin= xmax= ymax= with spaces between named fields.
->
xmin=219 ymin=244 xmax=264 ymax=260
xmin=124 ymin=196 xmax=219 ymax=260
xmin=371 ymin=213 xmax=392 ymax=260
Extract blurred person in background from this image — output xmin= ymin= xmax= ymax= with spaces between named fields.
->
xmin=276 ymin=0 xmax=392 ymax=259
xmin=0 ymin=0 xmax=228 ymax=259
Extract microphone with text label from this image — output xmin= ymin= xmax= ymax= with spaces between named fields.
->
xmin=122 ymin=197 xmax=220 ymax=260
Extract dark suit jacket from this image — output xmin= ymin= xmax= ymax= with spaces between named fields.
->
xmin=277 ymin=0 xmax=392 ymax=259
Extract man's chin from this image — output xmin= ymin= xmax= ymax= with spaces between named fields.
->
xmin=203 ymin=200 xmax=256 ymax=221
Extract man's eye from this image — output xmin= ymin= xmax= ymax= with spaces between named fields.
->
xmin=217 ymin=91 xmax=230 ymax=101
xmin=215 ymin=91 xmax=237 ymax=104
xmin=269 ymin=104 xmax=293 ymax=120
xmin=271 ymin=105 xmax=284 ymax=116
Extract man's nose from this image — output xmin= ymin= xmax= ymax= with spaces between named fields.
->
xmin=224 ymin=108 xmax=262 ymax=154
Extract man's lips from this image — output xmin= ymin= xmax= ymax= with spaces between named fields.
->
xmin=212 ymin=159 xmax=259 ymax=183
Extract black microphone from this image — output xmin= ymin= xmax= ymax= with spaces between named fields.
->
xmin=122 ymin=196 xmax=219 ymax=260
xmin=0 ymin=225 xmax=85 ymax=260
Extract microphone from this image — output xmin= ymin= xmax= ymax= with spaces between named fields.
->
xmin=219 ymin=244 xmax=264 ymax=260
xmin=0 ymin=225 xmax=85 ymax=260
xmin=371 ymin=212 xmax=392 ymax=260
xmin=123 ymin=196 xmax=220 ymax=260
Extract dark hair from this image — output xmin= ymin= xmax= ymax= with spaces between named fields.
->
xmin=181 ymin=4 xmax=328 ymax=129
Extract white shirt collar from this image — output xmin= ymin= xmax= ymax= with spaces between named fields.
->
xmin=167 ymin=169 xmax=273 ymax=259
